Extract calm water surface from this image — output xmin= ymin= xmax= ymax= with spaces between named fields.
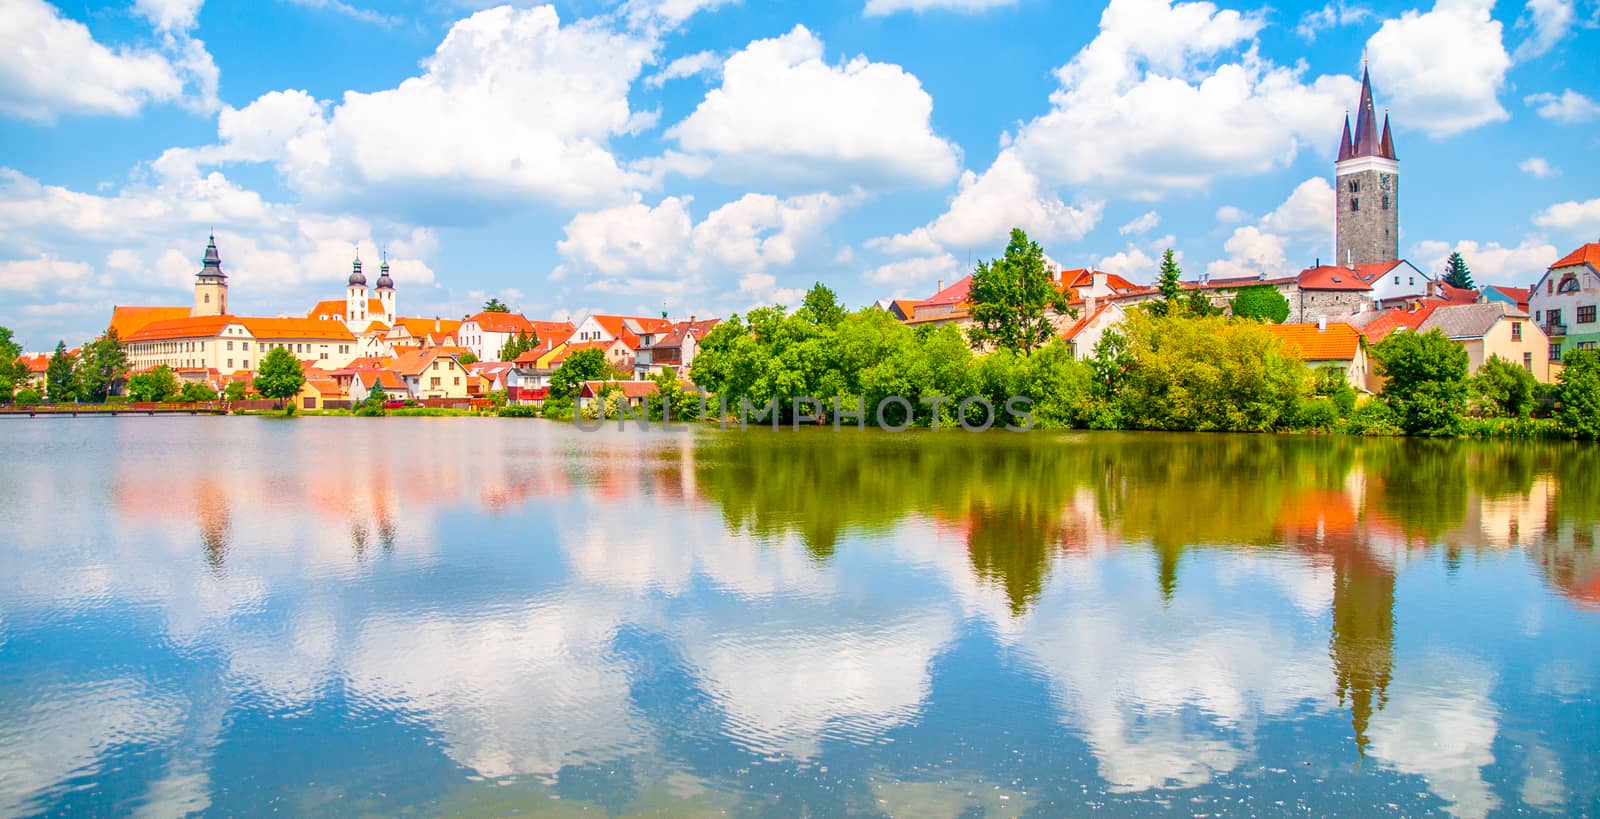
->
xmin=0 ymin=418 xmax=1597 ymax=817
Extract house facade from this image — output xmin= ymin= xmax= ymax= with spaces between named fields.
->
xmin=393 ymin=350 xmax=470 ymax=399
xmin=1529 ymin=242 xmax=1600 ymax=365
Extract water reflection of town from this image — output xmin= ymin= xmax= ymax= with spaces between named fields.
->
xmin=4 ymin=422 xmax=1596 ymax=816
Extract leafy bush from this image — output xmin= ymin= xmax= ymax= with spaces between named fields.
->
xmin=354 ymin=390 xmax=387 ymax=417
xmin=1556 ymin=348 xmax=1600 ymax=439
xmin=14 ymin=387 xmax=40 ymax=407
xmin=1344 ymin=399 xmax=1402 ymax=435
xmin=540 ymin=396 xmax=574 ymax=421
xmin=178 ymin=382 xmax=218 ymax=402
xmin=1293 ymin=396 xmax=1341 ymax=431
xmin=1370 ymin=329 xmax=1468 ymax=436
xmin=1472 ymin=355 xmax=1537 ymax=418
xmin=1459 ymin=416 xmax=1562 ymax=439
xmin=496 ymin=403 xmax=540 ymax=418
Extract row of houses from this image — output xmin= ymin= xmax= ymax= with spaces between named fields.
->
xmin=884 ymin=242 xmax=1600 ymax=391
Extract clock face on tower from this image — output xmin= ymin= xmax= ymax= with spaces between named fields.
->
xmin=1379 ymin=173 xmax=1391 ymax=190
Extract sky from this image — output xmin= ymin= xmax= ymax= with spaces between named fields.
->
xmin=0 ymin=0 xmax=1597 ymax=349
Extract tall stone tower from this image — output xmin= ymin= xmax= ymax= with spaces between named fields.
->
xmin=193 ymin=233 xmax=228 ymax=317
xmin=1335 ymin=66 xmax=1399 ymax=266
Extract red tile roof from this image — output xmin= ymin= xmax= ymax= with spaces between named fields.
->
xmin=1550 ymin=242 xmax=1600 ymax=271
xmin=394 ymin=317 xmax=463 ymax=338
xmin=357 ymin=370 xmax=406 ymax=391
xmin=580 ymin=380 xmax=659 ymax=399
xmin=1296 ymin=266 xmax=1374 ymax=291
xmin=21 ymin=354 xmax=49 ymax=374
xmin=109 ymin=306 xmax=191 ymax=339
xmin=124 ymin=315 xmax=234 ymax=342
xmin=1263 ymin=322 xmax=1363 ymax=360
xmin=915 ymin=275 xmax=973 ymax=308
xmin=1060 ymin=303 xmax=1114 ymax=341
xmin=1356 ymin=303 xmax=1439 ymax=341
xmin=1486 ymin=285 xmax=1531 ymax=308
xmin=238 ymin=317 xmax=356 ymax=341
xmin=547 ymin=340 xmax=613 ymax=365
xmin=466 ymin=311 xmax=536 ymax=334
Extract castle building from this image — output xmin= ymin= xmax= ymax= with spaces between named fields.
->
xmin=1335 ymin=66 xmax=1400 ymax=267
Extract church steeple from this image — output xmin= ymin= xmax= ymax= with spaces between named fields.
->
xmin=198 ymin=233 xmax=225 ymax=281
xmin=1351 ymin=67 xmax=1383 ymax=157
xmin=192 ymin=233 xmax=228 ymax=317
xmin=1378 ymin=112 xmax=1396 ymax=160
xmin=1334 ymin=62 xmax=1400 ymax=266
xmin=1337 ymin=112 xmax=1355 ymax=161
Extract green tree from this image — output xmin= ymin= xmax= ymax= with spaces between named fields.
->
xmin=499 ymin=330 xmax=538 ymax=361
xmin=224 ymin=380 xmax=248 ymax=402
xmin=0 ymin=325 xmax=21 ymax=401
xmin=1153 ymin=248 xmax=1184 ymax=314
xmin=74 ymin=329 xmax=129 ymax=403
xmin=966 ymin=228 xmax=1070 ymax=354
xmin=458 ymin=351 xmax=478 ymax=365
xmin=1370 ymin=329 xmax=1468 ymax=435
xmin=355 ymin=388 xmax=388 ymax=417
xmin=178 ymin=382 xmax=218 ymax=402
xmin=253 ymin=347 xmax=306 ymax=408
xmin=548 ymin=347 xmax=611 ymax=400
xmin=800 ymin=282 xmax=846 ymax=327
xmin=1555 ymin=348 xmax=1600 ymax=439
xmin=1115 ymin=311 xmax=1309 ymax=432
xmin=1472 ymin=355 xmax=1536 ymax=418
xmin=482 ymin=298 xmax=510 ymax=313
xmin=1184 ymin=288 xmax=1223 ymax=318
xmin=14 ymin=387 xmax=40 ymax=407
xmin=1230 ymin=285 xmax=1291 ymax=323
xmin=127 ymin=365 xmax=181 ymax=402
xmin=46 ymin=341 xmax=77 ymax=402
xmin=1442 ymin=252 xmax=1474 ymax=290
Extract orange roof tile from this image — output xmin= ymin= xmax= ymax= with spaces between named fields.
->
xmin=1060 ymin=303 xmax=1114 ymax=341
xmin=466 ymin=311 xmax=536 ymax=334
xmin=394 ymin=317 xmax=463 ymax=338
xmin=581 ymin=380 xmax=658 ymax=399
xmin=915 ymin=275 xmax=972 ymax=308
xmin=547 ymin=340 xmax=613 ymax=365
xmin=357 ymin=370 xmax=406 ymax=390
xmin=1549 ymin=242 xmax=1600 ymax=271
xmin=1356 ymin=303 xmax=1438 ymax=342
xmin=1296 ymin=265 xmax=1374 ymax=291
xmin=109 ymin=306 xmax=192 ymax=339
xmin=239 ymin=317 xmax=356 ymax=341
xmin=1263 ymin=322 xmax=1363 ymax=360
xmin=124 ymin=315 xmax=235 ymax=342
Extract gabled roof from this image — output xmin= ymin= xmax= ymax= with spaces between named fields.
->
xmin=643 ymin=318 xmax=721 ymax=350
xmin=124 ymin=315 xmax=236 ymax=342
xmin=394 ymin=317 xmax=463 ymax=338
xmin=1297 ymin=265 xmax=1374 ymax=291
xmin=1432 ymin=283 xmax=1479 ymax=305
xmin=239 ymin=317 xmax=356 ymax=341
xmin=586 ymin=315 xmax=675 ymax=340
xmin=527 ymin=320 xmax=576 ymax=345
xmin=356 ymin=370 xmax=406 ymax=391
xmin=1485 ymin=285 xmax=1531 ymax=308
xmin=1549 ymin=242 xmax=1600 ymax=271
xmin=465 ymin=311 xmax=536 ymax=334
xmin=1417 ymin=302 xmax=1526 ymax=340
xmin=109 ymin=306 xmax=190 ymax=339
xmin=1263 ymin=322 xmax=1363 ymax=361
xmin=21 ymin=354 xmax=49 ymax=374
xmin=1060 ymin=269 xmax=1140 ymax=292
xmin=1355 ymin=303 xmax=1439 ymax=341
xmin=547 ymin=340 xmax=614 ymax=365
xmin=580 ymin=380 xmax=659 ymax=399
xmin=307 ymin=298 xmax=385 ymax=320
xmin=1060 ymin=303 xmax=1116 ymax=342
xmin=915 ymin=275 xmax=973 ymax=308
xmin=391 ymin=349 xmax=459 ymax=376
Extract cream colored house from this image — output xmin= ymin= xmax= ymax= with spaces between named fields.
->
xmin=393 ymin=350 xmax=470 ymax=399
xmin=1418 ymin=302 xmax=1551 ymax=381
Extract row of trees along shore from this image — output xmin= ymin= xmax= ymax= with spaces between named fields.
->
xmin=532 ymin=229 xmax=1600 ymax=439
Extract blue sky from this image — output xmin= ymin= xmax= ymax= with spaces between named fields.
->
xmin=1 ymin=0 xmax=1597 ymax=348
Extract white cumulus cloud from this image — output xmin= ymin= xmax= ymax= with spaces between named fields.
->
xmin=1518 ymin=157 xmax=1559 ymax=178
xmin=1511 ymin=0 xmax=1575 ymax=60
xmin=1365 ymin=0 xmax=1511 ymax=137
xmin=864 ymin=0 xmax=1017 ymax=15
xmin=666 ymin=25 xmax=961 ymax=190
xmin=1412 ymin=237 xmax=1558 ymax=285
xmin=1119 ymin=211 xmax=1161 ymax=236
xmin=1524 ymin=89 xmax=1600 ymax=122
xmin=1532 ymin=197 xmax=1600 ymax=236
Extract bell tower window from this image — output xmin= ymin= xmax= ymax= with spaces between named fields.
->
xmin=1351 ymin=197 xmax=1360 ymax=212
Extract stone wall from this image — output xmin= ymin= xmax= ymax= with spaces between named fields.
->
xmin=1335 ymin=167 xmax=1399 ymax=266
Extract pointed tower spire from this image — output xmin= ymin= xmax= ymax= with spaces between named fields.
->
xmin=1352 ymin=65 xmax=1381 ymax=156
xmin=199 ymin=233 xmax=225 ymax=279
xmin=1338 ymin=112 xmax=1355 ymax=161
xmin=1378 ymin=110 xmax=1397 ymax=160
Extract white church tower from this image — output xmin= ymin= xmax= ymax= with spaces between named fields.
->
xmin=346 ymin=251 xmax=368 ymax=326
xmin=375 ymin=252 xmax=396 ymax=326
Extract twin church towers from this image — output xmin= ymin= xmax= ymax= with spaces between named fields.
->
xmin=1335 ymin=66 xmax=1401 ymax=267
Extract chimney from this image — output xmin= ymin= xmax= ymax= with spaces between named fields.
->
xmin=1346 ymin=249 xmax=1354 ymax=269
xmin=1315 ymin=257 xmax=1320 ymax=268
xmin=1091 ymin=271 xmax=1107 ymax=293
xmin=1257 ymin=269 xmax=1267 ymax=281
xmin=937 ymin=279 xmax=945 ymax=294
xmin=1085 ymin=294 xmax=1097 ymax=316
xmin=1317 ymin=315 xmax=1327 ymax=332
xmin=690 ymin=314 xmax=696 ymax=324
xmin=434 ymin=316 xmax=440 ymax=332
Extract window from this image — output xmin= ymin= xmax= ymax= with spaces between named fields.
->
xmin=1582 ymin=342 xmax=1599 ymax=351
xmin=243 ymin=360 xmax=250 ymax=369
xmin=1351 ymin=197 xmax=1360 ymax=212
xmin=204 ymin=293 xmax=210 ymax=303
xmin=1348 ymin=180 xmax=1360 ymax=193
xmin=227 ymin=358 xmax=233 ymax=369
xmin=1524 ymin=352 xmax=1533 ymax=371
xmin=1381 ymin=194 xmax=1390 ymax=210
xmin=1512 ymin=322 xmax=1522 ymax=341
xmin=1536 ymin=310 xmax=1542 ymax=322
xmin=1579 ymin=305 xmax=1596 ymax=324
xmin=1559 ymin=275 xmax=1580 ymax=293
xmin=1394 ymin=275 xmax=1400 ymax=285
xmin=453 ymin=377 xmax=460 ymax=385
xmin=1548 ymin=280 xmax=1554 ymax=295
xmin=227 ymin=340 xmax=234 ymax=351
xmin=1550 ymin=343 xmax=1562 ymax=362
xmin=1409 ymin=278 xmax=1414 ymax=286
xmin=430 ymin=377 xmax=441 ymax=388
xmin=1549 ymin=309 xmax=1562 ymax=326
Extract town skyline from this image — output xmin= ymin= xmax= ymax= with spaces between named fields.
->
xmin=2 ymin=0 xmax=1598 ymax=348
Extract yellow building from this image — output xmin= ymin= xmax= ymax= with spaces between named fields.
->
xmin=393 ymin=350 xmax=470 ymax=399
xmin=1418 ymin=302 xmax=1552 ymax=381
xmin=124 ymin=316 xmax=358 ymax=374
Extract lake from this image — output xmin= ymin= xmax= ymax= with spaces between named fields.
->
xmin=0 ymin=417 xmax=1596 ymax=816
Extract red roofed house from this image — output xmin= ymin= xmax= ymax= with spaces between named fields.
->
xmin=1529 ymin=242 xmax=1600 ymax=366
xmin=392 ymin=349 xmax=470 ymax=399
xmin=1060 ymin=302 xmax=1126 ymax=360
xmin=1481 ymin=285 xmax=1531 ymax=312
xmin=1263 ymin=320 xmax=1372 ymax=391
xmin=460 ymin=311 xmax=534 ymax=362
xmin=349 ymin=370 xmax=409 ymax=404
xmin=577 ymin=380 xmax=661 ymax=412
xmin=570 ymin=314 xmax=675 ymax=352
xmin=635 ymin=318 xmax=720 ymax=379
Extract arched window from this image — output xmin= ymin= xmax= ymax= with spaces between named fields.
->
xmin=1352 ymin=198 xmax=1360 ymax=212
xmin=1558 ymin=275 xmax=1580 ymax=293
